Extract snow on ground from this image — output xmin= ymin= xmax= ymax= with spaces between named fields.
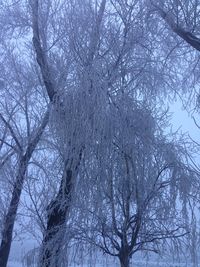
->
xmin=8 ymin=241 xmax=195 ymax=267
xmin=7 ymin=260 xmax=196 ymax=267
xmin=8 ymin=262 xmax=22 ymax=267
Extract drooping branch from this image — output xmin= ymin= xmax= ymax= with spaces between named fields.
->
xmin=156 ymin=5 xmax=200 ymax=52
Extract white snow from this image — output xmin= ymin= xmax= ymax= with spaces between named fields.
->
xmin=7 ymin=260 xmax=195 ymax=267
xmin=8 ymin=262 xmax=22 ymax=267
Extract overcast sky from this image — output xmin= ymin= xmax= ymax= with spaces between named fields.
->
xmin=171 ymin=100 xmax=199 ymax=141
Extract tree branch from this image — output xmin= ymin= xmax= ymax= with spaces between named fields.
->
xmin=156 ymin=5 xmax=200 ymax=52
xmin=31 ymin=0 xmax=56 ymax=102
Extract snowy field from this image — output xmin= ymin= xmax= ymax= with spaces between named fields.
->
xmin=8 ymin=263 xmax=22 ymax=267
xmin=7 ymin=260 xmax=196 ymax=267
xmin=7 ymin=241 xmax=195 ymax=267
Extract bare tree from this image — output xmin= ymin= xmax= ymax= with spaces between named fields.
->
xmin=0 ymin=41 xmax=49 ymax=266
xmin=73 ymin=100 xmax=197 ymax=267
xmin=0 ymin=1 xmax=199 ymax=267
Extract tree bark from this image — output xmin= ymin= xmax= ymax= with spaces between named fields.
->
xmin=40 ymin=167 xmax=73 ymax=267
xmin=157 ymin=6 xmax=200 ymax=52
xmin=0 ymin=158 xmax=27 ymax=267
xmin=119 ymin=247 xmax=130 ymax=267
xmin=31 ymin=0 xmax=56 ymax=102
xmin=0 ymin=112 xmax=48 ymax=267
xmin=119 ymin=255 xmax=130 ymax=267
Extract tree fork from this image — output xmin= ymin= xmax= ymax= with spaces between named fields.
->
xmin=0 ymin=111 xmax=48 ymax=267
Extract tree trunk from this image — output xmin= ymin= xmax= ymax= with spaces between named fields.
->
xmin=119 ymin=256 xmax=130 ymax=267
xmin=0 ymin=158 xmax=27 ymax=267
xmin=119 ymin=248 xmax=130 ymax=267
xmin=0 ymin=112 xmax=48 ymax=267
xmin=40 ymin=168 xmax=73 ymax=267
